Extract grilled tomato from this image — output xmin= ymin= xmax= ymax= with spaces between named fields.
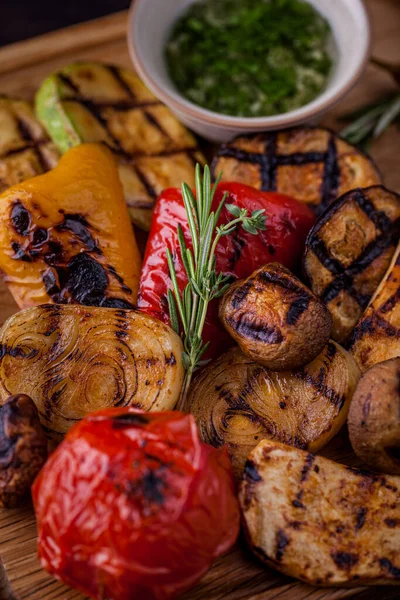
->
xmin=32 ymin=409 xmax=240 ymax=600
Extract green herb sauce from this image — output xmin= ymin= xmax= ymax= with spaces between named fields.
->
xmin=165 ymin=0 xmax=333 ymax=118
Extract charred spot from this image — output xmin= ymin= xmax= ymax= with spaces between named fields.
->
xmin=275 ymin=529 xmax=289 ymax=561
xmin=384 ymin=518 xmax=399 ymax=528
xmin=146 ymin=358 xmax=157 ymax=368
xmin=228 ymin=229 xmax=246 ymax=271
xmin=32 ymin=228 xmax=48 ymax=247
xmin=292 ymin=499 xmax=305 ymax=509
xmin=116 ymin=330 xmax=128 ymax=340
xmin=258 ymin=268 xmax=304 ymax=295
xmin=286 ymin=294 xmax=310 ymax=325
xmin=289 ymin=521 xmax=302 ymax=530
xmin=243 ymin=460 xmax=262 ymax=484
xmin=228 ymin=315 xmax=283 ymax=344
xmin=43 ymin=240 xmax=64 ymax=266
xmin=314 ymin=465 xmax=320 ymax=473
xmin=57 ymin=213 xmax=99 ymax=253
xmin=279 ymin=401 xmax=287 ymax=409
xmin=300 ymin=453 xmax=315 ymax=482
xmin=111 ymin=413 xmax=149 ymax=429
xmin=355 ymin=507 xmax=367 ymax=530
xmin=11 ymin=241 xmax=32 ymax=262
xmin=379 ymin=558 xmax=400 ymax=579
xmin=42 ymin=269 xmax=60 ymax=297
xmin=231 ymin=281 xmax=253 ymax=309
xmin=331 ymin=552 xmax=359 ymax=570
xmin=165 ymin=353 xmax=176 ymax=366
xmin=11 ymin=201 xmax=31 ymax=236
xmin=0 ymin=344 xmax=33 ymax=360
xmin=156 ymin=379 xmax=164 ymax=386
xmin=127 ymin=468 xmax=167 ymax=505
xmin=102 ymin=298 xmax=134 ymax=309
xmin=326 ymin=342 xmax=337 ymax=359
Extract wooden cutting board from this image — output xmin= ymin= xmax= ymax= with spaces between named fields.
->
xmin=0 ymin=2 xmax=400 ymax=599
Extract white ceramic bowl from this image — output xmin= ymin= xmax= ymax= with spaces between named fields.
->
xmin=128 ymin=0 xmax=370 ymax=142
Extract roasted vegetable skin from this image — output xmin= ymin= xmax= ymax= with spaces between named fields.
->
xmin=0 ymin=394 xmax=47 ymax=508
xmin=32 ymin=409 xmax=240 ymax=600
xmin=347 ymin=241 xmax=400 ymax=372
xmin=220 ymin=263 xmax=331 ymax=370
xmin=348 ymin=358 xmax=400 ymax=474
xmin=186 ymin=343 xmax=360 ymax=477
xmin=0 ymin=305 xmax=184 ymax=440
xmin=0 ymin=143 xmax=141 ymax=309
xmin=240 ymin=440 xmax=400 ymax=586
xmin=304 ymin=186 xmax=400 ymax=342
xmin=35 ymin=62 xmax=205 ymax=230
xmin=212 ymin=127 xmax=381 ymax=215
xmin=0 ymin=96 xmax=59 ymax=194
xmin=138 ymin=183 xmax=315 ymax=358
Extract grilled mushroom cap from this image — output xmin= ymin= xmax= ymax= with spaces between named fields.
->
xmin=219 ymin=263 xmax=332 ymax=371
xmin=304 ymin=186 xmax=400 ymax=343
xmin=348 ymin=358 xmax=400 ymax=474
xmin=186 ymin=343 xmax=360 ymax=477
xmin=0 ymin=394 xmax=48 ymax=508
xmin=212 ymin=127 xmax=381 ymax=216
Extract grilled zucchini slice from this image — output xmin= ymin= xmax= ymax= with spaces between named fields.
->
xmin=212 ymin=127 xmax=382 ymax=216
xmin=35 ymin=62 xmax=205 ymax=230
xmin=304 ymin=186 xmax=400 ymax=342
xmin=185 ymin=343 xmax=360 ymax=477
xmin=240 ymin=440 xmax=400 ymax=586
xmin=347 ymin=240 xmax=400 ymax=372
xmin=0 ymin=96 xmax=59 ymax=193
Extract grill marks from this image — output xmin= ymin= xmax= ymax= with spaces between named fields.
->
xmin=212 ymin=130 xmax=341 ymax=213
xmin=56 ymin=65 xmax=201 ymax=204
xmin=304 ymin=186 xmax=400 ymax=341
xmin=9 ymin=200 xmax=133 ymax=308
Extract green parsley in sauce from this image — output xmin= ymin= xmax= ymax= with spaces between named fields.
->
xmin=165 ymin=0 xmax=333 ymax=118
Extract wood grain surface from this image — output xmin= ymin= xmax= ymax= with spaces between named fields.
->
xmin=0 ymin=2 xmax=399 ymax=599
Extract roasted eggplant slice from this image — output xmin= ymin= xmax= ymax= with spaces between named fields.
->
xmin=304 ymin=186 xmax=400 ymax=342
xmin=185 ymin=343 xmax=360 ymax=477
xmin=348 ymin=358 xmax=400 ymax=475
xmin=240 ymin=440 xmax=400 ymax=586
xmin=219 ymin=263 xmax=332 ymax=370
xmin=212 ymin=127 xmax=382 ymax=216
xmin=0 ymin=96 xmax=59 ymax=193
xmin=35 ymin=62 xmax=205 ymax=230
xmin=347 ymin=241 xmax=400 ymax=372
xmin=0 ymin=305 xmax=184 ymax=440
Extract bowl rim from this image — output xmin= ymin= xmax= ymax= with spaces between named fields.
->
xmin=127 ymin=0 xmax=371 ymax=129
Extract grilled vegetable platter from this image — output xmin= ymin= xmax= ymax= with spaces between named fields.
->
xmin=0 ymin=48 xmax=399 ymax=600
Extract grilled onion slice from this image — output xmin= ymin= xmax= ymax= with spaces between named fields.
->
xmin=185 ymin=343 xmax=360 ymax=477
xmin=304 ymin=186 xmax=400 ymax=342
xmin=0 ymin=305 xmax=184 ymax=440
xmin=219 ymin=263 xmax=331 ymax=370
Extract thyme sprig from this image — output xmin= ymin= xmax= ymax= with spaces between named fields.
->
xmin=167 ymin=164 xmax=266 ymax=410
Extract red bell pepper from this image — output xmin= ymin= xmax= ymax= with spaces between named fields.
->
xmin=138 ymin=182 xmax=315 ymax=358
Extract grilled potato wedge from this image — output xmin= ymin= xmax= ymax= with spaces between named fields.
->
xmin=0 ymin=96 xmax=59 ymax=192
xmin=347 ymin=241 xmax=400 ymax=372
xmin=348 ymin=358 xmax=400 ymax=475
xmin=0 ymin=305 xmax=184 ymax=440
xmin=304 ymin=186 xmax=400 ymax=342
xmin=219 ymin=263 xmax=332 ymax=370
xmin=185 ymin=343 xmax=360 ymax=477
xmin=212 ymin=127 xmax=381 ymax=216
xmin=240 ymin=440 xmax=400 ymax=586
xmin=35 ymin=62 xmax=205 ymax=230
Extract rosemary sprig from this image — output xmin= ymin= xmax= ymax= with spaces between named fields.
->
xmin=340 ymin=92 xmax=400 ymax=151
xmin=167 ymin=164 xmax=266 ymax=410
